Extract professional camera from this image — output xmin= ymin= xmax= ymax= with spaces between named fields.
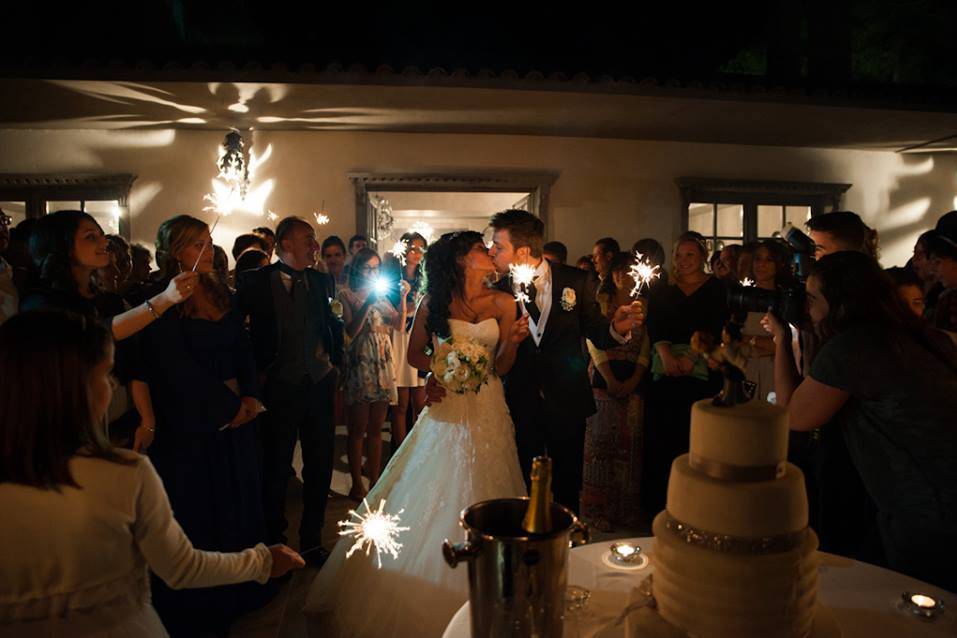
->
xmin=725 ymin=224 xmax=815 ymax=325
xmin=781 ymin=223 xmax=814 ymax=283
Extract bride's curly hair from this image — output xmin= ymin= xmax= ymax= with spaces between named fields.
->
xmin=425 ymin=230 xmax=484 ymax=340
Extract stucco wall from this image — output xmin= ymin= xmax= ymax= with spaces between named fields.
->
xmin=0 ymin=128 xmax=953 ymax=266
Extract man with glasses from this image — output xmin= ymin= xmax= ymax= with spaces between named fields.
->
xmin=0 ymin=211 xmax=17 ymax=325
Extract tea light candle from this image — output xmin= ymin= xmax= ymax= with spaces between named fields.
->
xmin=605 ymin=541 xmax=648 ymax=569
xmin=900 ymin=592 xmax=945 ymax=620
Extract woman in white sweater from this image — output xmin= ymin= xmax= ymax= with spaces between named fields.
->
xmin=0 ymin=310 xmax=305 ymax=637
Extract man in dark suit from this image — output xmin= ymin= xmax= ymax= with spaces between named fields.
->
xmin=235 ymin=216 xmax=343 ymax=566
xmin=462 ymin=209 xmax=640 ymax=514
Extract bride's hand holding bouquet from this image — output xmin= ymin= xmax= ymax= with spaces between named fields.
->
xmin=431 ymin=337 xmax=492 ymax=394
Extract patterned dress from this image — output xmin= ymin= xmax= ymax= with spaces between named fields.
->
xmin=580 ymin=292 xmax=650 ymax=531
xmin=340 ymin=288 xmax=398 ymax=405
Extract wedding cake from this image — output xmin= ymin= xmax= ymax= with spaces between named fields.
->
xmin=651 ymin=399 xmax=819 ymax=638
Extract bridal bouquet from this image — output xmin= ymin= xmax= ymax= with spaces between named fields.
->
xmin=432 ymin=337 xmax=492 ymax=394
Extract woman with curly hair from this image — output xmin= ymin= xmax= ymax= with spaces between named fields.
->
xmin=306 ymin=231 xmax=529 ymax=638
xmin=132 ymin=214 xmax=272 ymax=636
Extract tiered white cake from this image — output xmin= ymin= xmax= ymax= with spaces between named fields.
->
xmin=651 ymin=399 xmax=819 ymax=638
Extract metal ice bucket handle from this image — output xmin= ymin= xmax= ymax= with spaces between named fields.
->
xmin=442 ymin=539 xmax=479 ymax=568
xmin=569 ymin=517 xmax=590 ymax=548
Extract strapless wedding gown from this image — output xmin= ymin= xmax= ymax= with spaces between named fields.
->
xmin=304 ymin=318 xmax=527 ymax=638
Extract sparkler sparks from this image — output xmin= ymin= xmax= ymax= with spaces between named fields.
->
xmin=741 ymin=277 xmax=755 ymax=287
xmin=389 ymin=239 xmax=409 ymax=266
xmin=509 ymin=263 xmax=536 ymax=311
xmin=629 ymin=252 xmax=661 ymax=298
xmin=314 ymin=212 xmax=330 ymax=225
xmin=409 ymin=221 xmax=435 ymax=244
xmin=339 ymin=498 xmax=410 ymax=569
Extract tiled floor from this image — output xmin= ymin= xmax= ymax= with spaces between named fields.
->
xmin=229 ymin=425 xmax=648 ymax=638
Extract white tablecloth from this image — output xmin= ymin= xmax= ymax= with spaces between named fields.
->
xmin=442 ymin=537 xmax=956 ymax=638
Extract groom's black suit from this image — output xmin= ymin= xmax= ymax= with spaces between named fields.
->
xmin=498 ymin=260 xmax=621 ymax=514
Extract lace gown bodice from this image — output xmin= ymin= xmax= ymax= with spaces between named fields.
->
xmin=306 ymin=316 xmax=526 ymax=638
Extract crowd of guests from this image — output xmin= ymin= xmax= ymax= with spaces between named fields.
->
xmin=1 ymin=204 xmax=956 ymax=635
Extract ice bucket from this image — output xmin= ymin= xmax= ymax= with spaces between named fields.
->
xmin=442 ymin=497 xmax=589 ymax=638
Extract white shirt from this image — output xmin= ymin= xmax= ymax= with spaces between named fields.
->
xmin=0 ymin=452 xmax=270 ymax=635
xmin=528 ymin=259 xmax=552 ymax=346
xmin=521 ymin=259 xmax=628 ymax=347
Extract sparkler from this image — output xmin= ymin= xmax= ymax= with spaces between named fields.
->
xmin=389 ymin=239 xmax=409 ymax=266
xmin=509 ymin=263 xmax=536 ymax=315
xmin=338 ymin=498 xmax=410 ymax=569
xmin=314 ymin=199 xmax=330 ymax=226
xmin=628 ymin=252 xmax=661 ymax=298
xmin=409 ymin=221 xmax=435 ymax=244
xmin=741 ymin=277 xmax=755 ymax=287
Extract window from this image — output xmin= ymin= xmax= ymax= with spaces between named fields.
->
xmin=48 ymin=199 xmax=123 ymax=235
xmin=677 ymin=178 xmax=850 ymax=251
xmin=0 ymin=174 xmax=135 ymax=238
xmin=0 ymin=201 xmax=27 ymax=227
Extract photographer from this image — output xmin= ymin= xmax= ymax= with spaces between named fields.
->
xmin=736 ymin=240 xmax=795 ymax=402
xmin=339 ymin=248 xmax=399 ymax=499
xmin=763 ymin=251 xmax=957 ymax=591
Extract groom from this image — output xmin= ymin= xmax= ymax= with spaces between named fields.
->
xmin=487 ymin=210 xmax=642 ymax=514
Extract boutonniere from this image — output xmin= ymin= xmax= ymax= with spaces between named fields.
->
xmin=560 ymin=287 xmax=576 ymax=311
xmin=329 ymin=297 xmax=344 ymax=319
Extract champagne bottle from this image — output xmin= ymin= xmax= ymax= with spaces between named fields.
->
xmin=522 ymin=456 xmax=553 ymax=534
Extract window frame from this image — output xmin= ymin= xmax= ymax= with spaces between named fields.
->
xmin=0 ymin=173 xmax=136 ymax=238
xmin=677 ymin=178 xmax=851 ymax=249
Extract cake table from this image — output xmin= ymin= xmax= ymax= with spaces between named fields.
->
xmin=442 ymin=537 xmax=956 ymax=638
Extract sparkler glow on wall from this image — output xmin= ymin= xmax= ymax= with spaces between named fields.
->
xmin=203 ymin=130 xmax=274 ymax=217
xmin=194 ymin=130 xmax=274 ymax=270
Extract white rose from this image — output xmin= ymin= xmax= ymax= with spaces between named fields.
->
xmin=447 ymin=353 xmax=460 ymax=370
xmin=443 ymin=371 xmax=456 ymax=384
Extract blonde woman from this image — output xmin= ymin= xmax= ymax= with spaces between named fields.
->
xmin=132 ymin=215 xmax=270 ymax=636
xmin=640 ymin=231 xmax=729 ymax=516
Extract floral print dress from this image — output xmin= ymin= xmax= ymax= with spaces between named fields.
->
xmin=340 ymin=288 xmax=398 ymax=405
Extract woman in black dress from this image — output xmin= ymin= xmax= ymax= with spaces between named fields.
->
xmin=134 ymin=215 xmax=271 ymax=637
xmin=22 ymin=210 xmax=198 ymax=452
xmin=640 ymin=232 xmax=728 ymax=517
xmin=766 ymin=251 xmax=957 ymax=591
xmin=21 ymin=210 xmax=196 ymax=335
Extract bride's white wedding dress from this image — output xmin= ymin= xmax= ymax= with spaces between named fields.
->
xmin=305 ymin=318 xmax=527 ymax=638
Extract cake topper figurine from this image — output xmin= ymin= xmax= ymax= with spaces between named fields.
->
xmin=690 ymin=320 xmax=755 ymax=407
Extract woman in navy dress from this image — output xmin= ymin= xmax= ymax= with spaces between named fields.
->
xmin=135 ymin=215 xmax=270 ymax=637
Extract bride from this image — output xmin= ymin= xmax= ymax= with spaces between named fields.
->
xmin=305 ymin=230 xmax=530 ymax=637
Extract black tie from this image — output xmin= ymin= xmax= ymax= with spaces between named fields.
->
xmin=278 ymin=263 xmax=307 ymax=300
xmin=526 ymin=280 xmax=541 ymax=324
